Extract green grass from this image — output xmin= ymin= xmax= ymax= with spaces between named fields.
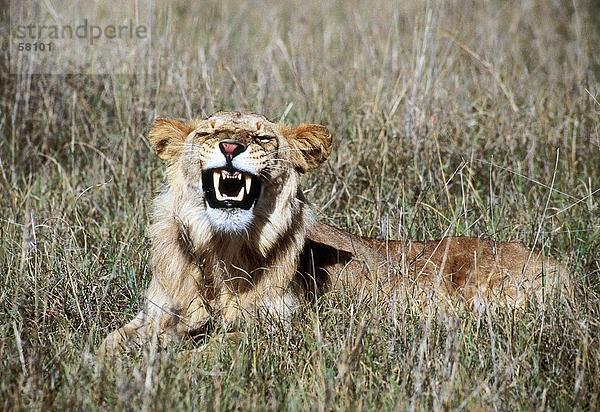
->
xmin=1 ymin=0 xmax=599 ymax=410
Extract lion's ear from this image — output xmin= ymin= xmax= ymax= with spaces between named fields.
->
xmin=148 ymin=117 xmax=196 ymax=161
xmin=284 ymin=124 xmax=332 ymax=173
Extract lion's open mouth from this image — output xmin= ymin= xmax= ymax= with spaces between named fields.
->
xmin=202 ymin=168 xmax=261 ymax=209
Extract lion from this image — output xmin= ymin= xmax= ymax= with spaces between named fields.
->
xmin=100 ymin=111 xmax=569 ymax=354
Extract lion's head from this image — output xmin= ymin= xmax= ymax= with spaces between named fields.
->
xmin=148 ymin=112 xmax=331 ymax=251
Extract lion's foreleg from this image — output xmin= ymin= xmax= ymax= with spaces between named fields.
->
xmin=98 ymin=292 xmax=176 ymax=355
xmin=219 ymin=282 xmax=301 ymax=330
xmin=99 ymin=311 xmax=147 ymax=355
xmin=99 ymin=276 xmax=212 ymax=356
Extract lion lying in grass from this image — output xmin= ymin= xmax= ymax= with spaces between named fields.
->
xmin=100 ymin=111 xmax=568 ymax=354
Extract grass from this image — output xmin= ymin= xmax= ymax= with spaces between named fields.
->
xmin=1 ymin=0 xmax=599 ymax=410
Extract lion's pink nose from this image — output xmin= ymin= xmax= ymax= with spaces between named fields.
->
xmin=219 ymin=141 xmax=246 ymax=158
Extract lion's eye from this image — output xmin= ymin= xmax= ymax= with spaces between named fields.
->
xmin=256 ymin=135 xmax=273 ymax=144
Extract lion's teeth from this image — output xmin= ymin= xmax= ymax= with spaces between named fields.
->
xmin=245 ymin=175 xmax=251 ymax=193
xmin=219 ymin=170 xmax=243 ymax=180
xmin=234 ymin=188 xmax=244 ymax=201
xmin=213 ymin=170 xmax=221 ymax=190
xmin=214 ymin=171 xmax=225 ymax=201
xmin=213 ymin=170 xmax=248 ymax=202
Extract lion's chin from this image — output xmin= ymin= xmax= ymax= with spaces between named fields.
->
xmin=205 ymin=205 xmax=255 ymax=235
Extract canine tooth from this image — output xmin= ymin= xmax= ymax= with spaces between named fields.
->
xmin=234 ymin=187 xmax=244 ymax=201
xmin=245 ymin=175 xmax=251 ymax=193
xmin=213 ymin=171 xmax=220 ymax=192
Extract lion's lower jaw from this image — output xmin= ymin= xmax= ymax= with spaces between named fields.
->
xmin=205 ymin=205 xmax=255 ymax=234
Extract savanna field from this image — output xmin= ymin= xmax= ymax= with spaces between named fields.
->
xmin=1 ymin=1 xmax=599 ymax=410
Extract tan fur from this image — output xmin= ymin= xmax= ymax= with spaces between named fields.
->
xmin=100 ymin=111 xmax=570 ymax=355
xmin=305 ymin=222 xmax=569 ymax=309
xmin=283 ymin=124 xmax=333 ymax=172
xmin=148 ymin=118 xmax=198 ymax=161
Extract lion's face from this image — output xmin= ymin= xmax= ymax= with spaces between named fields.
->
xmin=148 ymin=112 xmax=332 ymax=234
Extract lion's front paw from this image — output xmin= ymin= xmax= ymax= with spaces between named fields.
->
xmin=97 ymin=327 xmax=141 ymax=358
